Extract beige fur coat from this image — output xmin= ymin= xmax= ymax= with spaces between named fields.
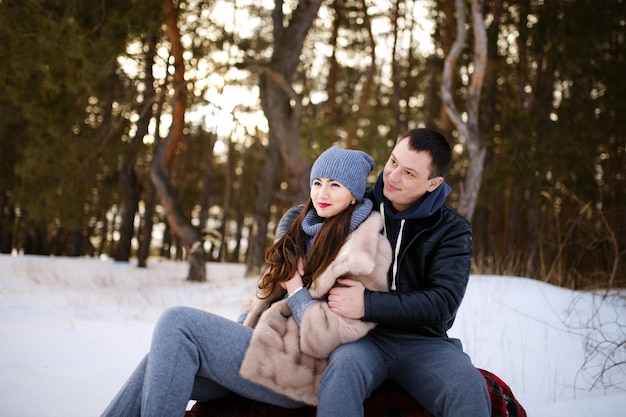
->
xmin=239 ymin=212 xmax=392 ymax=405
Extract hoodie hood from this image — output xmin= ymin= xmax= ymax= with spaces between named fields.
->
xmin=373 ymin=171 xmax=451 ymax=220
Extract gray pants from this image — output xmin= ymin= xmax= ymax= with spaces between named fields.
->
xmin=101 ymin=306 xmax=491 ymax=417
xmin=318 ymin=328 xmax=491 ymax=417
xmin=100 ymin=306 xmax=305 ymax=417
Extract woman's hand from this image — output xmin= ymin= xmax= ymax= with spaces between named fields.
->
xmin=280 ymin=257 xmax=305 ymax=295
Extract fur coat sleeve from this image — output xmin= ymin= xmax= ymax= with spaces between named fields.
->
xmin=239 ymin=212 xmax=392 ymax=405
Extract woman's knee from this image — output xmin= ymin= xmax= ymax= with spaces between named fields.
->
xmin=157 ymin=305 xmax=193 ymax=325
xmin=152 ymin=306 xmax=200 ymax=341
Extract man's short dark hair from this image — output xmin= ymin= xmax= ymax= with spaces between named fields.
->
xmin=399 ymin=128 xmax=451 ymax=178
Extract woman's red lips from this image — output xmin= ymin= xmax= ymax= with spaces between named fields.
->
xmin=318 ymin=203 xmax=331 ymax=208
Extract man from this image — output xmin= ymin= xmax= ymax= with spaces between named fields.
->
xmin=323 ymin=128 xmax=491 ymax=417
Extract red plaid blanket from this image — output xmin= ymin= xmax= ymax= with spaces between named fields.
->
xmin=186 ymin=369 xmax=526 ymax=417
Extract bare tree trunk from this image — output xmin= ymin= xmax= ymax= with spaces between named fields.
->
xmin=116 ymin=34 xmax=157 ymax=262
xmin=231 ymin=180 xmax=244 ymax=263
xmin=437 ymin=0 xmax=457 ymax=136
xmin=0 ymin=192 xmax=14 ymax=254
xmin=151 ymin=0 xmax=206 ymax=281
xmin=441 ymin=0 xmax=488 ymax=221
xmin=137 ymin=183 xmax=156 ymax=268
xmin=240 ymin=0 xmax=322 ymax=275
xmin=245 ymin=137 xmax=281 ymax=277
xmin=197 ymin=133 xmax=217 ymax=261
xmin=525 ymin=185 xmax=542 ymax=278
xmin=218 ymin=139 xmax=234 ymax=262
xmin=138 ymin=86 xmax=166 ymax=268
xmin=116 ymin=149 xmax=142 ymax=262
xmin=345 ymin=0 xmax=376 ymax=148
xmin=325 ymin=0 xmax=341 ymax=125
xmin=524 ymin=0 xmax=557 ymax=278
xmin=199 ymin=134 xmax=217 ymax=236
xmin=263 ymin=0 xmax=322 ymax=202
xmin=481 ymin=0 xmax=503 ymax=131
xmin=161 ymin=221 xmax=172 ymax=258
xmin=151 ymin=144 xmax=205 ymax=280
xmin=390 ymin=0 xmax=403 ymax=134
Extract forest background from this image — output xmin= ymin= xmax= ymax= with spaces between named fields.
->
xmin=0 ymin=0 xmax=624 ymax=290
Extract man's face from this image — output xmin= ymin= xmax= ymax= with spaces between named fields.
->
xmin=382 ymin=138 xmax=444 ymax=212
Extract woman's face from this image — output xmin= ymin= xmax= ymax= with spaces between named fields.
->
xmin=310 ymin=178 xmax=354 ymax=218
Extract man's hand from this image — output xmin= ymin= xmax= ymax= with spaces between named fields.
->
xmin=328 ymin=278 xmax=365 ymax=319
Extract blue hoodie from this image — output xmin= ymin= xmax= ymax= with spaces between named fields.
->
xmin=372 ymin=171 xmax=452 ymax=289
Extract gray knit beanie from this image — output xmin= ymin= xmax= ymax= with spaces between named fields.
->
xmin=309 ymin=146 xmax=375 ymax=200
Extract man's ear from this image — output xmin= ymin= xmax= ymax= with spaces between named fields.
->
xmin=427 ymin=176 xmax=444 ymax=192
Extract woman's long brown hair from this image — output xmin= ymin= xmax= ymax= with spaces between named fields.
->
xmin=257 ymin=199 xmax=357 ymax=298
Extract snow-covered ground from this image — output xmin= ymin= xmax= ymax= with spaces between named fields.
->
xmin=0 ymin=254 xmax=624 ymax=416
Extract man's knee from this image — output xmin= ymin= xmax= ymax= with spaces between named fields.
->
xmin=442 ymin=367 xmax=491 ymax=417
xmin=325 ymin=341 xmax=376 ymax=377
xmin=322 ymin=342 xmax=381 ymax=398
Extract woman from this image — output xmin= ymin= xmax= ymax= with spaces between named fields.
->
xmin=101 ymin=146 xmax=391 ymax=416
